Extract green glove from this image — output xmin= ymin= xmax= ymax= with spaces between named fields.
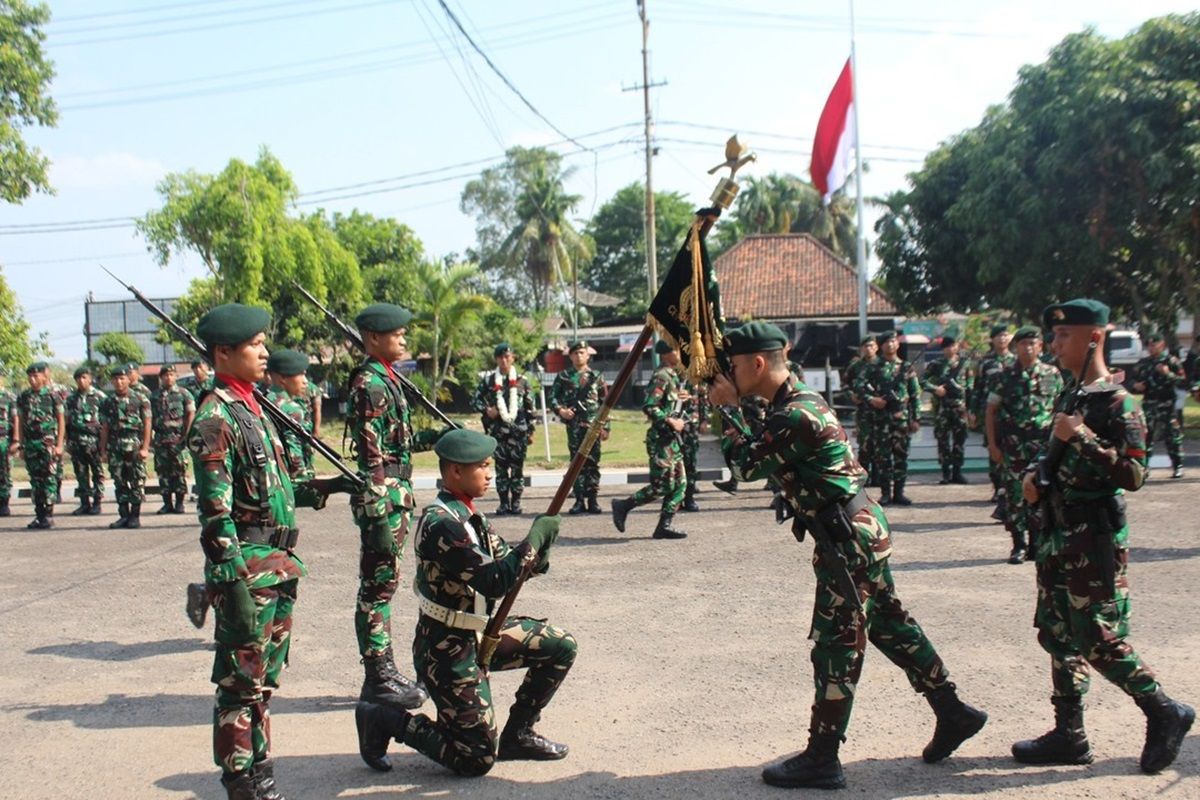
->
xmin=525 ymin=514 xmax=561 ymax=552
xmin=221 ymin=580 xmax=257 ymax=637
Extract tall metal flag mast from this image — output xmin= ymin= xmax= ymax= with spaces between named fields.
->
xmin=850 ymin=0 xmax=869 ymax=338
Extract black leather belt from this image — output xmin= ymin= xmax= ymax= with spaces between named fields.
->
xmin=383 ymin=463 xmax=412 ymax=480
xmin=239 ymin=526 xmax=300 ymax=550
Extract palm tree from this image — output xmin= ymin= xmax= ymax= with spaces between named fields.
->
xmin=412 ymin=261 xmax=490 ymax=407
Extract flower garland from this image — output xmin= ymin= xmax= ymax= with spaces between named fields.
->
xmin=492 ymin=366 xmax=520 ymax=424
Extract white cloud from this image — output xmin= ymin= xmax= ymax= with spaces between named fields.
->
xmin=48 ymin=152 xmax=167 ymax=190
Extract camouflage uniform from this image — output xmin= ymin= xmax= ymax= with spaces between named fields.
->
xmin=50 ymin=382 xmax=69 ymax=499
xmin=970 ymin=350 xmax=1016 ymax=497
xmin=629 ymin=365 xmax=685 ymax=514
xmin=855 ymin=357 xmax=921 ymax=500
xmin=0 ymin=386 xmax=17 ymax=513
xmin=679 ymin=380 xmax=705 ymax=507
xmin=550 ymin=364 xmax=609 ymax=506
xmin=265 ymin=385 xmax=314 ymax=481
xmin=471 ymin=368 xmax=537 ymax=512
xmin=990 ymin=360 xmax=1062 ymax=558
xmin=922 ymin=356 xmax=972 ymax=480
xmin=151 ymin=384 xmax=195 ymax=503
xmin=844 ymin=356 xmax=875 ymax=476
xmin=65 ymin=385 xmax=107 ymax=510
xmin=18 ymin=384 xmax=64 ymax=519
xmin=1130 ymin=352 xmax=1186 ymax=470
xmin=181 ymin=373 xmax=216 ymax=404
xmin=101 ymin=390 xmax=151 ymax=507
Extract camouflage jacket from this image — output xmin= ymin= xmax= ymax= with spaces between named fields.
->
xmin=265 ymin=385 xmax=311 ymax=479
xmin=721 ymin=377 xmax=892 ymax=566
xmin=641 ymin=365 xmax=682 ymax=440
xmin=855 ymin=357 xmax=920 ymax=423
xmin=18 ymin=386 xmax=64 ymax=448
xmin=969 ymin=350 xmax=1015 ymax=416
xmin=844 ymin=357 xmax=874 ymax=406
xmin=130 ymin=380 xmax=152 ymax=402
xmin=989 ymin=360 xmax=1064 ymax=462
xmin=1131 ymin=352 xmax=1187 ymax=404
xmin=471 ymin=368 xmax=537 ymax=438
xmin=551 ymin=365 xmax=610 ymax=431
xmin=179 ymin=374 xmax=215 ymax=403
xmin=347 ymin=358 xmax=438 ymax=486
xmin=101 ymin=391 xmax=151 ymax=449
xmin=413 ymin=490 xmax=537 ymax=616
xmin=0 ymin=387 xmax=17 ymax=442
xmin=921 ymin=356 xmax=972 ymax=410
xmin=66 ymin=387 xmax=107 ymax=447
xmin=151 ymin=385 xmax=195 ymax=444
xmin=188 ymin=382 xmax=307 ymax=587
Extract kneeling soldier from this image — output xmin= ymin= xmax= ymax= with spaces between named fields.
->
xmin=356 ymin=428 xmax=576 ymax=776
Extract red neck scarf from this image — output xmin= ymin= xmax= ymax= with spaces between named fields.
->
xmin=217 ymin=373 xmax=262 ymax=416
xmin=447 ymin=488 xmax=477 ymax=514
xmin=374 ymin=357 xmax=399 ymax=383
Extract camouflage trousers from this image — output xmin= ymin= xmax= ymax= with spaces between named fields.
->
xmin=809 ymin=553 xmax=950 ymax=738
xmin=932 ymin=406 xmax=967 ymax=470
xmin=68 ymin=442 xmax=105 ymax=503
xmin=981 ymin=428 xmax=1003 ymax=493
xmin=24 ymin=441 xmax=59 ymax=508
xmin=630 ymin=433 xmax=684 ymax=513
xmin=1143 ymin=400 xmax=1183 ymax=466
xmin=153 ymin=437 xmax=189 ymax=495
xmin=868 ymin=413 xmax=912 ymax=487
xmin=566 ymin=424 xmax=601 ymax=500
xmin=211 ymin=579 xmax=298 ymax=775
xmin=0 ymin=437 xmax=11 ymax=501
xmin=1035 ymin=547 xmax=1158 ymax=699
xmin=494 ymin=434 xmax=529 ymax=498
xmin=107 ymin=447 xmax=147 ymax=504
xmin=405 ymin=615 xmax=577 ymax=776
xmin=853 ymin=407 xmax=874 ymax=474
xmin=681 ymin=428 xmax=699 ymax=496
xmin=352 ymin=478 xmax=414 ymax=657
xmin=1001 ymin=455 xmax=1035 ymax=545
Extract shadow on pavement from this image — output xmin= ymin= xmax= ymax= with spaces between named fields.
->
xmin=28 ymin=637 xmax=209 ymax=661
xmin=890 ymin=557 xmax=1004 ymax=573
xmin=1128 ymin=546 xmax=1200 ymax=564
xmin=5 ymin=693 xmax=356 ymax=729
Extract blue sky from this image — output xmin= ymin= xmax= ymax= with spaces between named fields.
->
xmin=2 ymin=0 xmax=1193 ymax=360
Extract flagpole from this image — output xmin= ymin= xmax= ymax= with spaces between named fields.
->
xmin=850 ymin=0 xmax=869 ymax=339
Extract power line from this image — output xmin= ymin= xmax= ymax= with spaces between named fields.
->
xmin=52 ymin=0 xmax=246 ymax=25
xmin=50 ymin=0 xmax=348 ymax=36
xmin=1 ymin=251 xmax=145 ymax=266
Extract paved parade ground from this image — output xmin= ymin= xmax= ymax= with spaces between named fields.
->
xmin=1 ymin=474 xmax=1197 ymax=799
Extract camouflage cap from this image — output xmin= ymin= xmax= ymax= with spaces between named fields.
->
xmin=653 ymin=339 xmax=676 ymax=355
xmin=876 ymin=330 xmax=898 ymax=345
xmin=1042 ymin=298 xmax=1110 ymax=329
xmin=989 ymin=324 xmax=1010 ymax=338
xmin=26 ymin=361 xmax=48 ymax=374
xmin=568 ymin=340 xmax=589 ymax=353
xmin=434 ymin=428 xmax=497 ymax=464
xmin=266 ymin=348 xmax=309 ymax=376
xmin=493 ymin=341 xmax=512 ymax=357
xmin=73 ymin=366 xmax=92 ymax=379
xmin=726 ymin=322 xmax=788 ymax=355
xmin=159 ymin=363 xmax=176 ymax=375
xmin=196 ymin=303 xmax=271 ymax=347
xmin=354 ymin=302 xmax=412 ymax=333
xmin=1012 ymin=325 xmax=1042 ymax=342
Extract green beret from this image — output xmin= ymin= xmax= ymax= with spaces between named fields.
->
xmin=26 ymin=361 xmax=48 ymax=374
xmin=267 ymin=349 xmax=309 ymax=376
xmin=726 ymin=322 xmax=789 ymax=356
xmin=989 ymin=324 xmax=1009 ymax=338
xmin=1144 ymin=331 xmax=1165 ymax=344
xmin=355 ymin=302 xmax=412 ymax=333
xmin=654 ymin=339 xmax=675 ymax=355
xmin=434 ymin=428 xmax=497 ymax=464
xmin=109 ymin=364 xmax=130 ymax=377
xmin=940 ymin=335 xmax=957 ymax=347
xmin=1042 ymin=298 xmax=1110 ymax=329
xmin=493 ymin=342 xmax=512 ymax=358
xmin=876 ymin=330 xmax=898 ymax=345
xmin=190 ymin=359 xmax=203 ymax=369
xmin=859 ymin=335 xmax=876 ymax=346
xmin=196 ymin=303 xmax=271 ymax=347
xmin=73 ymin=366 xmax=92 ymax=379
xmin=1012 ymin=325 xmax=1042 ymax=342
xmin=568 ymin=340 xmax=588 ymax=354
xmin=159 ymin=363 xmax=176 ymax=375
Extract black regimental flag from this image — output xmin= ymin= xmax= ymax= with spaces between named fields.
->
xmin=647 ymin=215 xmax=726 ymax=382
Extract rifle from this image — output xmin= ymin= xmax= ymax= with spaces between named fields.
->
xmin=101 ymin=267 xmax=366 ymax=490
xmin=290 ymin=280 xmax=459 ymax=430
xmin=776 ymin=468 xmax=863 ymax=613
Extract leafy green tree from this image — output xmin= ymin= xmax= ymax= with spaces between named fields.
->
xmin=0 ymin=0 xmax=56 ymax=204
xmin=715 ymin=172 xmax=857 ymax=258
xmin=0 ymin=266 xmax=49 ymax=373
xmin=93 ymin=332 xmax=145 ymax=366
xmin=408 ymin=261 xmax=490 ymax=407
xmin=329 ymin=209 xmax=425 ymax=310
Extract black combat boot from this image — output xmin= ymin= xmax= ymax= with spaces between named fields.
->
xmin=109 ymin=502 xmax=129 ymax=529
xmin=939 ymin=465 xmax=951 ymax=485
xmin=355 ymin=699 xmax=412 ymax=772
xmin=878 ymin=481 xmax=893 ymax=506
xmin=157 ymin=493 xmax=173 ymax=514
xmin=495 ymin=490 xmax=510 ymax=516
xmin=361 ymin=646 xmax=428 ymax=710
xmin=88 ymin=497 xmax=103 ymax=515
xmin=586 ymin=494 xmax=602 ymax=514
xmin=1171 ymin=463 xmax=1184 ymax=480
xmin=252 ymin=758 xmax=286 ymax=800
xmin=951 ymin=466 xmax=969 ymax=484
xmin=72 ymin=497 xmax=92 ymax=516
xmin=125 ymin=502 xmax=142 ymax=529
xmin=568 ymin=497 xmax=586 ymax=515
xmin=42 ymin=504 xmax=55 ymax=529
xmin=1008 ymin=532 xmax=1026 ymax=565
xmin=652 ymin=511 xmax=687 ymax=540
xmin=219 ymin=769 xmax=259 ymax=800
xmin=712 ymin=478 xmax=738 ymax=495
xmin=0 ymin=498 xmax=9 ymax=516
xmin=990 ymin=491 xmax=1006 ymax=522
xmin=1012 ymin=696 xmax=1094 ymax=765
xmin=610 ymin=497 xmax=636 ymax=533
xmin=508 ymin=490 xmax=523 ymax=516
xmin=27 ymin=505 xmax=50 ymax=529
xmin=1134 ymin=688 xmax=1195 ymax=774
xmin=922 ymin=684 xmax=988 ymax=763
xmin=891 ymin=480 xmax=913 ymax=506
xmin=761 ymin=731 xmax=845 ymax=789
xmin=174 ymin=492 xmax=187 ymax=513
xmin=186 ymin=582 xmax=210 ymax=628
xmin=498 ymin=708 xmax=569 ymax=760
xmin=681 ymin=487 xmax=699 ymax=512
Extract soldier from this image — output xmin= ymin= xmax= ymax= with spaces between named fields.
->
xmin=969 ymin=325 xmax=1015 ymax=518
xmin=151 ymin=364 xmax=196 ymax=514
xmin=1016 ymin=299 xmax=1193 ymax=774
xmin=0 ymin=371 xmax=19 ymax=517
xmin=922 ymin=336 xmax=972 ymax=485
xmin=126 ymin=361 xmax=152 ymax=400
xmin=678 ymin=375 xmax=704 ymax=511
xmin=65 ymin=366 xmax=107 ymax=515
xmin=610 ymin=339 xmax=688 ymax=540
xmin=100 ymin=364 xmax=152 ymax=529
xmin=855 ymin=330 xmax=920 ymax=506
xmin=347 ymin=303 xmax=444 ymax=711
xmin=263 ymin=349 xmax=316 ymax=481
xmin=471 ymin=342 xmax=537 ymax=516
xmin=550 ymin=341 xmax=610 ymax=514
xmin=710 ymin=322 xmax=986 ymax=790
xmin=355 ymin=428 xmax=575 ymax=776
xmin=986 ymin=327 xmax=1063 ymax=564
xmin=48 ymin=374 xmax=69 ymax=503
xmin=1130 ymin=333 xmax=1187 ymax=479
xmin=845 ymin=336 xmax=879 ymax=483
xmin=181 ymin=359 xmax=215 ymax=403
xmin=17 ymin=362 xmax=65 ymax=529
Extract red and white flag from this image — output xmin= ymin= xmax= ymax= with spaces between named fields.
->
xmin=810 ymin=57 xmax=855 ymax=204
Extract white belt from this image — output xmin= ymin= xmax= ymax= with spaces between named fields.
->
xmin=417 ymin=593 xmax=489 ymax=632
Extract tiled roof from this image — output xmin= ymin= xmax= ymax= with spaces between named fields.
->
xmin=713 ymin=233 xmax=896 ymax=319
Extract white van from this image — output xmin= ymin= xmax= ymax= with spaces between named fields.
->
xmin=1107 ymin=330 xmax=1145 ymax=368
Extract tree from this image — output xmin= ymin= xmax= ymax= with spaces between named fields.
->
xmin=0 ymin=0 xmax=57 ymax=204
xmin=93 ymin=332 xmax=144 ymax=366
xmin=329 ymin=209 xmax=425 ymax=310
xmin=715 ymin=173 xmax=857 ymax=258
xmin=0 ymin=266 xmax=48 ymax=374
xmin=408 ymin=261 xmax=490 ymax=407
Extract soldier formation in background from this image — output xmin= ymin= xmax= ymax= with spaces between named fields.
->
xmin=550 ymin=340 xmax=609 ymax=514
xmin=265 ymin=349 xmax=316 ymax=481
xmin=17 ymin=362 xmax=64 ymax=529
xmin=854 ymin=330 xmax=920 ymax=506
xmin=845 ymin=335 xmax=878 ymax=483
xmin=969 ymin=326 xmax=1015 ymax=520
xmin=1130 ymin=332 xmax=1187 ymax=479
xmin=922 ymin=336 xmax=972 ymax=485
xmin=151 ymin=364 xmax=195 ymax=514
xmin=471 ymin=341 xmax=537 ymax=516
xmin=0 ymin=374 xmax=15 ymax=517
xmin=65 ymin=366 xmax=106 ymax=515
xmin=100 ymin=363 xmax=152 ymax=529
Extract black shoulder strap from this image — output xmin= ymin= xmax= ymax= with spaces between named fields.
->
xmin=223 ymin=395 xmax=273 ymax=523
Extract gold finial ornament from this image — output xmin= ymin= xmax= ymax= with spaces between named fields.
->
xmin=707 ymin=134 xmax=756 ymax=209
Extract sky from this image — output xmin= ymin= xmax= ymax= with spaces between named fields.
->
xmin=2 ymin=0 xmax=1194 ymax=361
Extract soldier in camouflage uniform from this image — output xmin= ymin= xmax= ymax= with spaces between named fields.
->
xmin=471 ymin=342 xmax=537 ymax=516
xmin=100 ymin=364 xmax=152 ymax=529
xmin=969 ymin=325 xmax=1015 ymax=517
xmin=678 ymin=376 xmax=704 ymax=511
xmin=48 ymin=376 xmax=69 ymax=502
xmin=550 ymin=340 xmax=610 ymax=514
xmin=126 ymin=361 xmax=152 ymax=399
xmin=1016 ymin=299 xmax=1193 ymax=775
xmin=151 ymin=364 xmax=196 ymax=514
xmin=1130 ymin=332 xmax=1187 ymax=479
xmin=921 ymin=336 xmax=972 ymax=484
xmin=986 ymin=327 xmax=1063 ymax=564
xmin=65 ymin=366 xmax=106 ymax=515
xmin=18 ymin=362 xmax=65 ymax=529
xmin=264 ymin=349 xmax=315 ymax=481
xmin=0 ymin=372 xmax=18 ymax=517
xmin=180 ymin=359 xmax=216 ymax=403
xmin=710 ymin=322 xmax=986 ymax=790
xmin=855 ymin=330 xmax=921 ymax=506
xmin=356 ymin=428 xmax=575 ymax=776
xmin=610 ymin=340 xmax=688 ymax=540
xmin=844 ymin=336 xmax=878 ymax=484
xmin=347 ymin=303 xmax=445 ymax=711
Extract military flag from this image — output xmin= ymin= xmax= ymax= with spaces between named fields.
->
xmin=647 ymin=216 xmax=726 ymax=383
